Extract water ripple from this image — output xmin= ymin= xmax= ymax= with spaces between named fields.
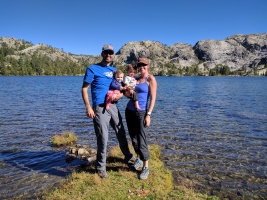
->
xmin=0 ymin=76 xmax=267 ymax=199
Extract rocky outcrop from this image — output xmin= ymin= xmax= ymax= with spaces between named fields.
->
xmin=170 ymin=43 xmax=199 ymax=67
xmin=114 ymin=33 xmax=267 ymax=74
xmin=193 ymin=34 xmax=267 ymax=71
xmin=115 ymin=40 xmax=171 ymax=64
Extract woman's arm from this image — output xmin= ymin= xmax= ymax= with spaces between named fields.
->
xmin=148 ymin=75 xmax=157 ymax=114
xmin=145 ymin=75 xmax=157 ymax=127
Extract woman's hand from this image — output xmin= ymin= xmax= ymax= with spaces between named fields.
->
xmin=144 ymin=115 xmax=151 ymax=127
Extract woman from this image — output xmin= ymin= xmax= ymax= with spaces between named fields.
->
xmin=125 ymin=57 xmax=157 ymax=180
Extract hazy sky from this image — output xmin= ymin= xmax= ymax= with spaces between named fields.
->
xmin=1 ymin=0 xmax=266 ymax=55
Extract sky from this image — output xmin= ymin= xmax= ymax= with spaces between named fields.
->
xmin=1 ymin=0 xmax=266 ymax=56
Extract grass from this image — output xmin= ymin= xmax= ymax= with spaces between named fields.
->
xmin=43 ymin=144 xmax=218 ymax=200
xmin=50 ymin=131 xmax=78 ymax=146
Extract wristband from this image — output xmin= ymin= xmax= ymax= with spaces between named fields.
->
xmin=147 ymin=112 xmax=151 ymax=116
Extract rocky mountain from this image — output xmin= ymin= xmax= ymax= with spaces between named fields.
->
xmin=0 ymin=33 xmax=266 ymax=76
xmin=114 ymin=33 xmax=267 ymax=75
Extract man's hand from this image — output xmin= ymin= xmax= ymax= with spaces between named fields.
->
xmin=86 ymin=107 xmax=95 ymax=119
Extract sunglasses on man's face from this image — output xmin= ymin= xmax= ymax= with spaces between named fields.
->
xmin=137 ymin=63 xmax=147 ymax=67
xmin=103 ymin=50 xmax=114 ymax=55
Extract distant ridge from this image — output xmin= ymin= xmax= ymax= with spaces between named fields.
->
xmin=1 ymin=33 xmax=267 ymax=76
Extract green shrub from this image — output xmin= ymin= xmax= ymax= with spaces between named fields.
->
xmin=50 ymin=131 xmax=78 ymax=146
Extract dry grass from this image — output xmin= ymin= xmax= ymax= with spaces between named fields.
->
xmin=43 ymin=144 xmax=218 ymax=200
xmin=50 ymin=131 xmax=78 ymax=146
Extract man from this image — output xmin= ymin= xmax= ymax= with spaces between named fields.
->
xmin=81 ymin=44 xmax=134 ymax=178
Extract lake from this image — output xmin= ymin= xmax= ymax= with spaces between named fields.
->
xmin=0 ymin=76 xmax=266 ymax=199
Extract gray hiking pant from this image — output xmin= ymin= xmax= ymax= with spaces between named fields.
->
xmin=93 ymin=103 xmax=132 ymax=171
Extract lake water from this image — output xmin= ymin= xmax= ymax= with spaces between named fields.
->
xmin=0 ymin=76 xmax=266 ymax=199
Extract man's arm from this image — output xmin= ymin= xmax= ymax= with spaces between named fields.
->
xmin=81 ymin=82 xmax=95 ymax=119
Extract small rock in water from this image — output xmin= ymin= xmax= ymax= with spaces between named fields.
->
xmin=70 ymin=147 xmax=77 ymax=154
xmin=78 ymin=148 xmax=89 ymax=155
xmin=67 ymin=144 xmax=97 ymax=163
xmin=87 ymin=155 xmax=96 ymax=162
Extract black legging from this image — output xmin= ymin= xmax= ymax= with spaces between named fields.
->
xmin=125 ymin=108 xmax=149 ymax=161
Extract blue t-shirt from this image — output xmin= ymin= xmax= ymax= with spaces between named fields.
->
xmin=83 ymin=63 xmax=116 ymax=107
xmin=109 ymin=79 xmax=122 ymax=90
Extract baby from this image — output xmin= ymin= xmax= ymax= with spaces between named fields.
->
xmin=123 ymin=64 xmax=141 ymax=110
xmin=105 ymin=70 xmax=126 ymax=110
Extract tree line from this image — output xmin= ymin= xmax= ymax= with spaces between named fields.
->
xmin=0 ymin=43 xmax=90 ymax=76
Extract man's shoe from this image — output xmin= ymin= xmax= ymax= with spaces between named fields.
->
xmin=131 ymin=158 xmax=143 ymax=170
xmin=140 ymin=166 xmax=149 ymax=180
xmin=98 ymin=170 xmax=108 ymax=178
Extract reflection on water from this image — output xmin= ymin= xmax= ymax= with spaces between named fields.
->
xmin=0 ymin=76 xmax=267 ymax=199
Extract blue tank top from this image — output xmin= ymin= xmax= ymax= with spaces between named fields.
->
xmin=126 ymin=77 xmax=150 ymax=111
